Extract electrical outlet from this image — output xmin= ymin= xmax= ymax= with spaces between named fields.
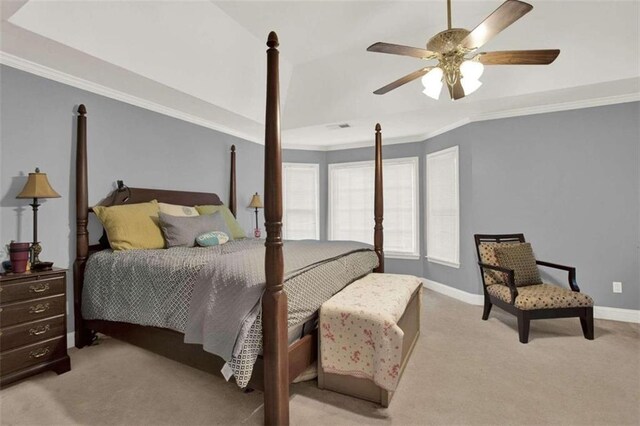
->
xmin=613 ymin=281 xmax=622 ymax=293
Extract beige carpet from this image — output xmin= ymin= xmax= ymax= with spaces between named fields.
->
xmin=1 ymin=290 xmax=638 ymax=426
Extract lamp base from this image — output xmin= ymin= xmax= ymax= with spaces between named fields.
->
xmin=254 ymin=228 xmax=261 ymax=239
xmin=31 ymin=241 xmax=42 ymax=265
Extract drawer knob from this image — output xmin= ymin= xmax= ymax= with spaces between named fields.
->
xmin=29 ymin=324 xmax=51 ymax=336
xmin=29 ymin=303 xmax=50 ymax=314
xmin=29 ymin=347 xmax=50 ymax=359
xmin=29 ymin=283 xmax=50 ymax=293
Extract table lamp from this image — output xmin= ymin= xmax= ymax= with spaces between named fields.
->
xmin=16 ymin=168 xmax=61 ymax=269
xmin=248 ymin=192 xmax=263 ymax=238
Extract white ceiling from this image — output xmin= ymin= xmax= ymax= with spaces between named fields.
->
xmin=2 ymin=1 xmax=639 ymax=150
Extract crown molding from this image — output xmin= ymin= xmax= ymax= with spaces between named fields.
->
xmin=305 ymin=93 xmax=640 ymax=152
xmin=474 ymin=93 xmax=640 ymax=123
xmin=305 ymin=118 xmax=472 ymax=152
xmin=0 ymin=52 xmax=263 ymax=145
xmin=3 ymin=51 xmax=637 ymax=152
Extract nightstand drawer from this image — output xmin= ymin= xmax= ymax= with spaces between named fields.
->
xmin=0 ymin=336 xmax=67 ymax=376
xmin=0 ymin=295 xmax=66 ymax=327
xmin=0 ymin=275 xmax=65 ymax=304
xmin=0 ymin=315 xmax=66 ymax=351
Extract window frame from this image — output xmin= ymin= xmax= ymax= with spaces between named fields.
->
xmin=282 ymin=162 xmax=320 ymax=240
xmin=328 ymin=157 xmax=420 ymax=259
xmin=425 ymin=146 xmax=460 ymax=268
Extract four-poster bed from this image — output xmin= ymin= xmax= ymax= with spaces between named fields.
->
xmin=72 ymin=32 xmax=385 ymax=425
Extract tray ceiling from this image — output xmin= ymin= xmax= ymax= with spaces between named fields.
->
xmin=2 ymin=1 xmax=639 ymax=150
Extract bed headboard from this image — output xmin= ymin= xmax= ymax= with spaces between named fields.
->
xmin=94 ymin=187 xmax=224 ymax=208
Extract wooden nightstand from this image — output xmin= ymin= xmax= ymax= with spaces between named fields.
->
xmin=0 ymin=267 xmax=71 ymax=388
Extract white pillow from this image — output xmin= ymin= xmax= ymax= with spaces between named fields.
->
xmin=158 ymin=202 xmax=199 ymax=217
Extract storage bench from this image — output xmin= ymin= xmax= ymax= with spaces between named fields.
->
xmin=318 ymin=273 xmax=422 ymax=407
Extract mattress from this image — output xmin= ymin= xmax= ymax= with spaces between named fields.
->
xmin=82 ymin=239 xmax=378 ymax=387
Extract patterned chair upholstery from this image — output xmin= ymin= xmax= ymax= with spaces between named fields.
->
xmin=474 ymin=234 xmax=595 ymax=343
xmin=486 ymin=283 xmax=593 ymax=310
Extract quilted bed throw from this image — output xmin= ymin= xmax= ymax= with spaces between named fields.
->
xmin=184 ymin=240 xmax=373 ymax=362
xmin=320 ymin=273 xmax=421 ymax=391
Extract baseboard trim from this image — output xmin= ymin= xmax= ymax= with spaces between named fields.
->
xmin=593 ymin=306 xmax=640 ymax=324
xmin=422 ymin=279 xmax=484 ymax=306
xmin=422 ymin=279 xmax=640 ymax=324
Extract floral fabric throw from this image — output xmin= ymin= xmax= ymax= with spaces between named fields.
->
xmin=320 ymin=273 xmax=421 ymax=391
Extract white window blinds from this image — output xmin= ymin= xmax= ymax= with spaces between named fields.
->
xmin=426 ymin=146 xmax=460 ymax=267
xmin=282 ymin=163 xmax=320 ymax=240
xmin=329 ymin=157 xmax=419 ymax=258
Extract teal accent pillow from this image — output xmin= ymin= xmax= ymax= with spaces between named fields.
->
xmin=196 ymin=231 xmax=230 ymax=247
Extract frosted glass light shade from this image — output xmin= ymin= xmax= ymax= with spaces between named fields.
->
xmin=460 ymin=60 xmax=484 ymax=81
xmin=461 ymin=77 xmax=482 ymax=95
xmin=421 ymin=67 xmax=443 ymax=100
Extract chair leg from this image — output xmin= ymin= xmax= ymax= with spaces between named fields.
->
xmin=517 ymin=311 xmax=530 ymax=344
xmin=580 ymin=307 xmax=594 ymax=340
xmin=482 ymin=296 xmax=492 ymax=320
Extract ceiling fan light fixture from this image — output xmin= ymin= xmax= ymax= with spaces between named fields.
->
xmin=461 ymin=77 xmax=482 ymax=96
xmin=421 ymin=67 xmax=444 ymax=99
xmin=460 ymin=60 xmax=484 ymax=81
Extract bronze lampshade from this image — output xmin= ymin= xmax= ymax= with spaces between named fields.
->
xmin=17 ymin=168 xmax=61 ymax=199
xmin=248 ymin=193 xmax=263 ymax=235
xmin=248 ymin=193 xmax=263 ymax=209
xmin=16 ymin=168 xmax=61 ymax=268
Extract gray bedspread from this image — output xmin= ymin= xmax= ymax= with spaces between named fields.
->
xmin=82 ymin=239 xmax=377 ymax=387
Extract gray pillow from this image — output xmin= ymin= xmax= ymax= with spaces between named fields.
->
xmin=159 ymin=211 xmax=232 ymax=247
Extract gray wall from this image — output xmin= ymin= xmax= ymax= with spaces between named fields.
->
xmin=463 ymin=104 xmax=639 ymax=310
xmin=320 ymin=103 xmax=639 ymax=310
xmin=1 ymin=64 xmax=637 ymax=326
xmin=0 ymin=65 xmax=283 ymax=332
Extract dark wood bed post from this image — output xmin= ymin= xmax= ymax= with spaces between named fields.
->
xmin=373 ymin=123 xmax=384 ymax=273
xmin=262 ymin=31 xmax=289 ymax=426
xmin=73 ymin=104 xmax=92 ymax=348
xmin=229 ymin=145 xmax=237 ymax=217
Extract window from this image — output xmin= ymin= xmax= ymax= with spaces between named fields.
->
xmin=329 ymin=157 xmax=419 ymax=258
xmin=426 ymin=146 xmax=460 ymax=267
xmin=282 ymin=163 xmax=320 ymax=240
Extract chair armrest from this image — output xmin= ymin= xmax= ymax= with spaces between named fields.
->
xmin=536 ymin=260 xmax=580 ymax=292
xmin=478 ymin=262 xmax=518 ymax=304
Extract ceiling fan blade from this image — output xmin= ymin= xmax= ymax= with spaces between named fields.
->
xmin=367 ymin=42 xmax=438 ymax=60
xmin=477 ymin=49 xmax=560 ymax=65
xmin=460 ymin=0 xmax=533 ymax=50
xmin=447 ymin=80 xmax=466 ymax=100
xmin=373 ymin=67 xmax=433 ymax=95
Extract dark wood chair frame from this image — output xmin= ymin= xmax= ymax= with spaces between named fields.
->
xmin=73 ymin=32 xmax=384 ymax=426
xmin=474 ymin=234 xmax=594 ymax=344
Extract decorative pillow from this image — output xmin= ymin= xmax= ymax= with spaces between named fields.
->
xmin=493 ymin=243 xmax=542 ymax=287
xmin=158 ymin=211 xmax=231 ymax=247
xmin=158 ymin=202 xmax=199 ymax=217
xmin=93 ymin=200 xmax=164 ymax=250
xmin=195 ymin=205 xmax=246 ymax=240
xmin=478 ymin=242 xmax=518 ymax=285
xmin=196 ymin=231 xmax=230 ymax=247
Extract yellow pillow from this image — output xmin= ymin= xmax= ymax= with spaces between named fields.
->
xmin=93 ymin=200 xmax=165 ymax=250
xmin=195 ymin=205 xmax=246 ymax=239
xmin=158 ymin=202 xmax=199 ymax=217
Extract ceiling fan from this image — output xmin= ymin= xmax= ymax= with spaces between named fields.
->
xmin=367 ymin=0 xmax=560 ymax=100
